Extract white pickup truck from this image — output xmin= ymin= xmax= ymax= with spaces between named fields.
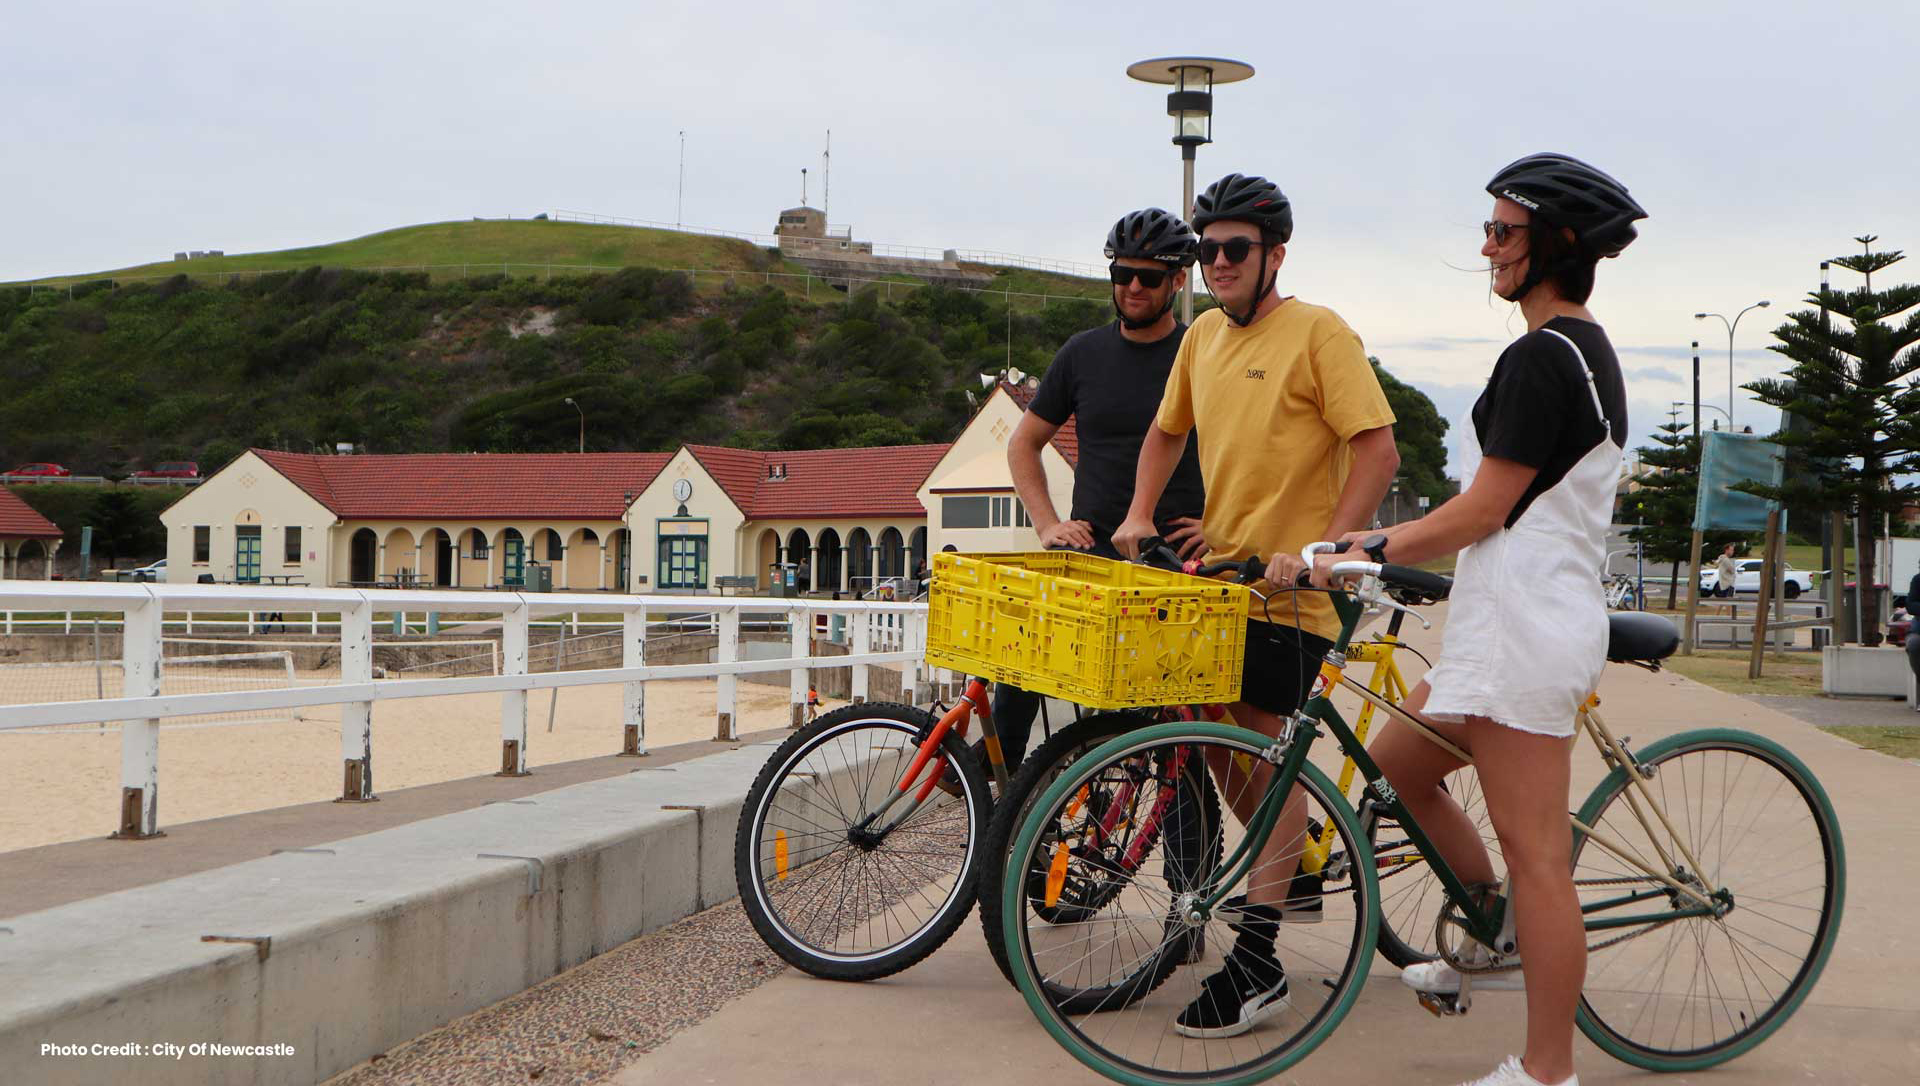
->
xmin=1699 ymin=558 xmax=1815 ymax=599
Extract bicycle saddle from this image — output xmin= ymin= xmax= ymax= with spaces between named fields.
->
xmin=1606 ymin=612 xmax=1679 ymax=663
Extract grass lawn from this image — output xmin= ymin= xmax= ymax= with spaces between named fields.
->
xmin=1663 ymin=649 xmax=1823 ymax=697
xmin=1819 ymin=725 xmax=1920 ymax=760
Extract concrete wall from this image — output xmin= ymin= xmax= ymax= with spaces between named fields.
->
xmin=0 ymin=740 xmax=892 ymax=1086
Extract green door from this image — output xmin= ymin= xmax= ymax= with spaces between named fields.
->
xmin=503 ymin=532 xmax=525 ymax=586
xmin=659 ymin=536 xmax=707 ymax=590
xmin=235 ymin=527 xmax=262 ymax=583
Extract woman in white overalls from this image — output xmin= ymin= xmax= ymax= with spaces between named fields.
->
xmin=1310 ymin=153 xmax=1646 ymax=1086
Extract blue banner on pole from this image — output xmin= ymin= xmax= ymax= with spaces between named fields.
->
xmin=1693 ymin=431 xmax=1785 ymax=533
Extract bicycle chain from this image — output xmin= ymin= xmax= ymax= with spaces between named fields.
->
xmin=1436 ymin=877 xmax=1699 ymax=974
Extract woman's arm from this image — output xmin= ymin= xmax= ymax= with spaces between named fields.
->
xmin=1313 ymin=457 xmax=1538 ymax=583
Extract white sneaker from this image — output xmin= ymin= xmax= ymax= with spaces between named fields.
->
xmin=1401 ymin=958 xmax=1524 ymax=994
xmin=1457 ymin=1055 xmax=1577 ymax=1086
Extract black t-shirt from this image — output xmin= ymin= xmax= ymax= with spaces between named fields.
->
xmin=1027 ymin=321 xmax=1206 ymax=545
xmin=1472 ymin=316 xmax=1628 ymax=528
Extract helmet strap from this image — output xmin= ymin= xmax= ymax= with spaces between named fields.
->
xmin=1216 ymin=247 xmax=1276 ymax=327
xmin=1114 ymin=291 xmax=1176 ymax=331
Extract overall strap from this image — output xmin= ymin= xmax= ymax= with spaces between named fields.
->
xmin=1539 ymin=326 xmax=1609 ymax=431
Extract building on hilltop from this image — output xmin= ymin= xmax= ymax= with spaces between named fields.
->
xmin=773 ymin=206 xmax=873 ymax=256
xmin=0 ymin=489 xmax=63 ymax=579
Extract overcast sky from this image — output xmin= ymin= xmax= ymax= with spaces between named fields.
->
xmin=6 ymin=1 xmax=1915 ymax=470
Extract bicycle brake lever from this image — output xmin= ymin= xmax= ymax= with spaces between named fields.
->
xmin=1373 ymin=595 xmax=1432 ymax=630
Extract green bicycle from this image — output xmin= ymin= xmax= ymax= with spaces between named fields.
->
xmin=1000 ymin=543 xmax=1846 ymax=1085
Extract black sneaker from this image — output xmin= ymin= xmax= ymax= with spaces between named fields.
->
xmin=1174 ymin=943 xmax=1290 ymax=1038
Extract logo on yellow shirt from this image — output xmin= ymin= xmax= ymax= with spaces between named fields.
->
xmin=1245 ymin=368 xmax=1266 ymax=380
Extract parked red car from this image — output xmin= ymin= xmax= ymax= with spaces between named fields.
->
xmin=130 ymin=461 xmax=200 ymax=479
xmin=7 ymin=462 xmax=70 ymax=477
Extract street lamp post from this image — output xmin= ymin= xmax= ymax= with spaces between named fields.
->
xmin=563 ymin=396 xmax=584 ymax=453
xmin=1694 ymin=301 xmax=1770 ymax=430
xmin=1674 ymin=400 xmax=1732 ymax=429
xmin=1126 ymin=56 xmax=1254 ymax=325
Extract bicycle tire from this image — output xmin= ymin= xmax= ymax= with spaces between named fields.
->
xmin=1002 ymin=722 xmax=1378 ymax=1086
xmin=1571 ymin=728 xmax=1845 ymax=1071
xmin=734 ymin=702 xmax=990 ymax=981
xmin=977 ymin=711 xmax=1222 ymax=1013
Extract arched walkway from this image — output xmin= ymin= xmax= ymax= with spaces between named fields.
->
xmin=786 ymin=529 xmax=812 ymax=594
xmin=349 ymin=529 xmax=378 ymax=584
xmin=816 ymin=529 xmax=842 ymax=594
xmin=565 ymin=528 xmax=601 ymax=589
xmin=878 ymin=527 xmax=905 ymax=581
xmin=381 ymin=527 xmax=415 ymax=581
xmin=848 ymin=528 xmax=873 ymax=595
xmin=457 ymin=528 xmax=490 ymax=587
xmin=422 ymin=528 xmax=453 ymax=587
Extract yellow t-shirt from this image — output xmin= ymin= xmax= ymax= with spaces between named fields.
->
xmin=1155 ymin=299 xmax=1395 ymax=640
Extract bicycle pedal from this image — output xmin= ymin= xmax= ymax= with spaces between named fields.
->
xmin=1417 ymin=990 xmax=1471 ymax=1017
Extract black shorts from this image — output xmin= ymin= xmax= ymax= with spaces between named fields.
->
xmin=1237 ymin=621 xmax=1335 ymax=717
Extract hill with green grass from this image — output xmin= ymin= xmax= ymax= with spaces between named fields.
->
xmin=12 ymin=218 xmax=1112 ymax=304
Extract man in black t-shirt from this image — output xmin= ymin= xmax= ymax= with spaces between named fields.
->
xmin=992 ymin=208 xmax=1208 ymax=768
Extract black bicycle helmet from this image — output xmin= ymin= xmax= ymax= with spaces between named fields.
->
xmin=1486 ymin=153 xmax=1646 ymax=259
xmin=1190 ymin=173 xmax=1292 ymax=244
xmin=1105 ymin=207 xmax=1197 ymax=267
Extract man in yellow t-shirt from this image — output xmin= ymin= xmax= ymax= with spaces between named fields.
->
xmin=1114 ymin=172 xmax=1399 ymax=1040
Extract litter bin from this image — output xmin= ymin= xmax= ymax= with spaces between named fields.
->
xmin=524 ymin=562 xmax=553 ymax=593
xmin=768 ymin=562 xmax=797 ymax=599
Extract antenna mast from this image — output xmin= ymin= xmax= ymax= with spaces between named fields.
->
xmin=801 ymin=168 xmax=808 ymax=206
xmin=676 ymin=130 xmax=685 ymax=227
xmin=823 ymin=129 xmax=831 ymax=222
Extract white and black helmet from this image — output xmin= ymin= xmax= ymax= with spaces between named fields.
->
xmin=1105 ymin=207 xmax=1198 ymax=267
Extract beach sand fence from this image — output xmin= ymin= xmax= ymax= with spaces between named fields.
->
xmin=0 ymin=637 xmax=501 ymax=734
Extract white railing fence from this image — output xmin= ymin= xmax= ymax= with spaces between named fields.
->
xmin=0 ymin=582 xmax=938 ymax=840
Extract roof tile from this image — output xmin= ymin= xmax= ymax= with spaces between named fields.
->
xmin=0 ymin=489 xmax=62 ymax=538
xmin=252 ymin=450 xmax=673 ymax=519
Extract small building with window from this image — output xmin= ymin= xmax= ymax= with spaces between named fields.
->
xmin=0 ymin=488 xmax=64 ymax=579
xmin=918 ymin=380 xmax=1077 ymax=553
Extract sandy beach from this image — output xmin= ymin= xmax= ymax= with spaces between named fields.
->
xmin=1 ymin=679 xmax=846 ymax=852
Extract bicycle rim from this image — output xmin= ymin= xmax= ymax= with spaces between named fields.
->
xmin=1572 ymin=729 xmax=1845 ymax=1070
xmin=739 ymin=707 xmax=987 ymax=976
xmin=1002 ymin=723 xmax=1377 ymax=1086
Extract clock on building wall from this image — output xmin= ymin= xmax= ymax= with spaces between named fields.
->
xmin=672 ymin=479 xmax=693 ymax=503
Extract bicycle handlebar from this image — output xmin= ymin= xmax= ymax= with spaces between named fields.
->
xmin=1298 ymin=541 xmax=1453 ymax=603
xmin=1134 ymin=536 xmax=1265 ymax=586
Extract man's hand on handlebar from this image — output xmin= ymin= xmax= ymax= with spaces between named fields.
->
xmin=1265 ymin=552 xmax=1308 ymax=588
xmin=1162 ymin=516 xmax=1208 ymax=561
xmin=1037 ymin=520 xmax=1097 ymax=551
xmin=1111 ymin=516 xmax=1157 ymax=561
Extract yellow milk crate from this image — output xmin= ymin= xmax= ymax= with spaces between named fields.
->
xmin=925 ymin=551 xmax=1250 ymax=710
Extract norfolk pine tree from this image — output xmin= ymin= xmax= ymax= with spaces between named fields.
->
xmin=1744 ymin=237 xmax=1920 ymax=645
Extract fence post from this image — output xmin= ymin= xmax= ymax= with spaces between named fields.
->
xmin=716 ymin=606 xmax=739 ymax=740
xmin=788 ymin=605 xmax=810 ymax=727
xmin=65 ymin=610 xmax=72 ymax=635
xmin=851 ymin=607 xmax=871 ymax=704
xmin=113 ymin=599 xmax=164 ymax=839
xmin=339 ymin=598 xmax=375 ymax=800
xmin=620 ymin=605 xmax=648 ymax=755
xmin=498 ymin=603 xmax=531 ymax=775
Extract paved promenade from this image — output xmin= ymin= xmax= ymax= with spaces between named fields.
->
xmin=321 ymin=611 xmax=1920 ymax=1086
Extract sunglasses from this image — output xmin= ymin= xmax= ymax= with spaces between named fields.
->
xmin=1482 ymin=220 xmax=1530 ymax=245
xmin=1109 ymin=265 xmax=1172 ymax=288
xmin=1198 ymin=237 xmax=1264 ymax=265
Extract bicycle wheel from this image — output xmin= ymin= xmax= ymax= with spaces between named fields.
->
xmin=978 ymin=711 xmax=1223 ymax=1012
xmin=1571 ymin=728 xmax=1845 ymax=1071
xmin=734 ymin=702 xmax=990 ymax=981
xmin=1366 ymin=764 xmax=1499 ymax=968
xmin=1002 ymin=722 xmax=1377 ymax=1085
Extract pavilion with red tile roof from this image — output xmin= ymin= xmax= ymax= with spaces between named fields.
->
xmin=0 ymin=488 xmax=64 ymax=580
